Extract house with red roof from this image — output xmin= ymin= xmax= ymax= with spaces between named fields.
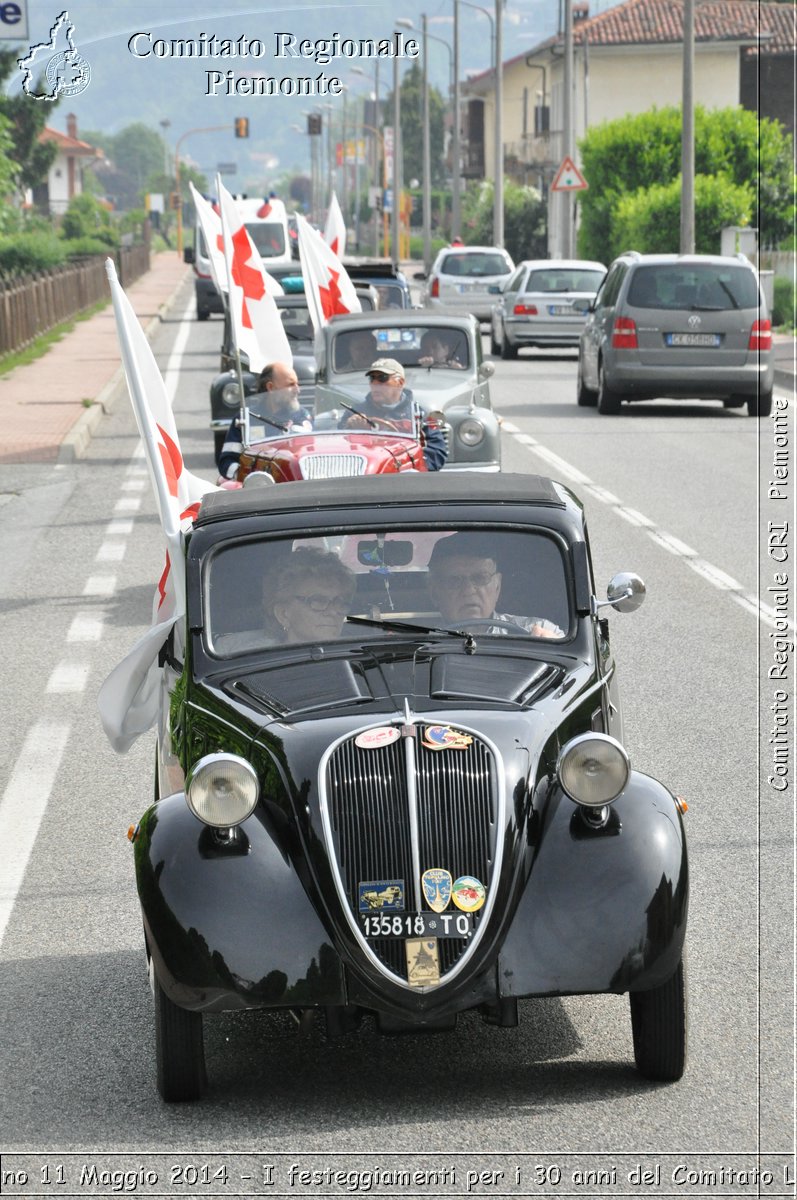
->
xmin=33 ymin=114 xmax=104 ymax=215
xmin=462 ymin=0 xmax=794 ymax=251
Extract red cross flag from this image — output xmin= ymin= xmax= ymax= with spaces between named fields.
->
xmin=296 ymin=211 xmax=361 ymax=334
xmin=217 ymin=176 xmax=292 ymax=372
xmin=189 ymin=182 xmax=229 ymax=296
xmin=324 ymin=191 xmax=346 ymax=257
xmin=98 ymin=259 xmax=219 ymax=754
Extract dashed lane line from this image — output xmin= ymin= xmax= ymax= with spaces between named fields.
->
xmin=501 ymin=420 xmax=783 ymax=629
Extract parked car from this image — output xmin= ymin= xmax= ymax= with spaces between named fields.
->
xmin=490 ymin=259 xmax=606 ymax=358
xmin=313 ymin=311 xmax=500 ymax=471
xmin=343 ymin=258 xmax=414 ymax=309
xmin=138 ymin=472 xmax=689 ymax=1101
xmin=422 ymin=246 xmax=515 ymax=320
xmin=578 ymin=252 xmax=774 ymax=416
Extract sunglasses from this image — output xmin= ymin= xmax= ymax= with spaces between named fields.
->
xmin=368 ymin=372 xmax=397 ymax=383
xmin=291 ymin=593 xmax=351 ymax=613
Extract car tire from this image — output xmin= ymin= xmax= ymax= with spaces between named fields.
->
xmin=490 ymin=327 xmax=501 ymax=356
xmin=597 ymin=362 xmax=622 ymax=414
xmin=746 ymin=390 xmax=773 ymax=418
xmin=630 ymin=956 xmax=687 ymax=1082
xmin=501 ymin=336 xmax=518 ymax=361
xmin=197 ymin=309 xmax=210 ymax=322
xmin=154 ymin=974 xmax=206 ymax=1102
xmin=723 ymin=395 xmax=746 ymax=409
xmin=577 ymin=362 xmax=598 ymax=407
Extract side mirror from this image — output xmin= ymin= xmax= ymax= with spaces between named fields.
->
xmin=602 ymin=572 xmax=646 ymax=613
xmin=183 ymin=246 xmax=195 ymax=265
xmin=413 ymin=270 xmax=427 ymax=281
xmin=478 ymin=362 xmax=495 ymax=380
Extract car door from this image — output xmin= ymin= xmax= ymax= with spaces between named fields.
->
xmin=495 ymin=265 xmax=527 ymax=341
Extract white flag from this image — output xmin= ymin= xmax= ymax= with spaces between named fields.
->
xmin=296 ymin=211 xmax=362 ymax=335
xmin=98 ymin=259 xmax=219 ymax=754
xmin=217 ymin=176 xmax=292 ymax=373
xmin=189 ymin=182 xmax=229 ymax=297
xmin=324 ymin=191 xmax=346 ymax=257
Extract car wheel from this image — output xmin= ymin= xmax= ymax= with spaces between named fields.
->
xmin=597 ymin=362 xmax=622 ymax=414
xmin=746 ymin=390 xmax=773 ymax=418
xmin=629 ymin=956 xmax=687 ymax=1081
xmin=723 ymin=395 xmax=746 ymax=409
xmin=490 ymin=326 xmax=501 ymax=356
xmin=154 ymin=975 xmax=206 ymax=1102
xmin=197 ymin=309 xmax=210 ymax=322
xmin=577 ymin=362 xmax=598 ymax=407
xmin=501 ymin=336 xmax=518 ymax=361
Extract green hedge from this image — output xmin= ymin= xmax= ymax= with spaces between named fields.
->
xmin=0 ymin=232 xmax=67 ymax=274
xmin=611 ymin=173 xmax=753 ymax=257
xmin=772 ymin=276 xmax=796 ymax=329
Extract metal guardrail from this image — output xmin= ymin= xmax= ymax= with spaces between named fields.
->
xmin=0 ymin=243 xmax=150 ymax=358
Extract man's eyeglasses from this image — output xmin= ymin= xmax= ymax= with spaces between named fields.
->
xmin=436 ymin=571 xmax=497 ymax=590
xmin=291 ymin=593 xmax=351 ymax=613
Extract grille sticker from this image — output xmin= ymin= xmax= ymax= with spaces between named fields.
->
xmin=358 ymin=881 xmax=405 ymax=911
xmin=421 ymin=724 xmax=473 ymax=750
xmin=421 ymin=868 xmax=452 ymax=912
xmin=355 ymin=726 xmax=401 ymax=749
xmin=406 ymin=937 xmax=440 ymax=987
xmin=452 ymin=876 xmax=486 ymax=912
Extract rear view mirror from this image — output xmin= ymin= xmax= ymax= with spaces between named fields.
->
xmin=357 ymin=540 xmax=415 ymax=567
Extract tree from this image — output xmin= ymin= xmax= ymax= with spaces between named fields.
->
xmin=578 ymin=105 xmax=794 ymax=260
xmin=385 ymin=63 xmax=446 ymax=188
xmin=0 ymin=49 xmax=58 ymax=195
xmin=463 ymin=179 xmax=546 ymax=262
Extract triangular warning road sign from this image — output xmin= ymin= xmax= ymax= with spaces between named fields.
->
xmin=551 ymin=156 xmax=588 ymax=192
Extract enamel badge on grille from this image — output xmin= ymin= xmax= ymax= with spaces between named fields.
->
xmin=421 ymin=725 xmax=473 ymax=750
xmin=406 ymin=938 xmax=440 ymax=987
xmin=421 ymin=868 xmax=452 ymax=912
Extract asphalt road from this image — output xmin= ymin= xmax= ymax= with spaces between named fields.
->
xmin=0 ymin=279 xmax=792 ymax=1192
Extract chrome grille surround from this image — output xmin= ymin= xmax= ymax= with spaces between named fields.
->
xmin=319 ymin=716 xmax=505 ymax=992
xmin=299 ymin=453 xmax=368 ymax=480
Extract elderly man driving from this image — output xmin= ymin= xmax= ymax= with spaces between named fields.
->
xmin=428 ymin=533 xmax=564 ymax=637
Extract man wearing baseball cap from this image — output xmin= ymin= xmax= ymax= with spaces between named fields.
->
xmin=338 ymin=358 xmax=448 ymax=471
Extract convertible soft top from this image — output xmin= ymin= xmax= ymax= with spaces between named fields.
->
xmin=195 ymin=472 xmax=570 ymax=528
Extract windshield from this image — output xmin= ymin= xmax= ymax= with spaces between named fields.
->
xmin=525 ymin=268 xmax=605 ymax=293
xmin=626 ymin=264 xmax=760 ymax=310
xmin=204 ymin=528 xmax=570 ymax=656
xmin=333 ymin=326 xmax=471 ymax=374
xmin=245 ymin=221 xmax=287 ymax=258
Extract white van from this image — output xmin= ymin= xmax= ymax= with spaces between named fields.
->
xmin=190 ymin=195 xmax=294 ymax=320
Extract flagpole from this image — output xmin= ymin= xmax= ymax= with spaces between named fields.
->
xmin=216 ymin=173 xmax=249 ymax=461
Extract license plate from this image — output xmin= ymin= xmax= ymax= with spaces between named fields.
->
xmin=548 ymin=304 xmax=572 ymax=315
xmin=359 ymin=911 xmax=474 ymax=939
xmin=456 ymin=283 xmax=475 ymax=294
xmin=666 ymin=333 xmax=721 ymax=347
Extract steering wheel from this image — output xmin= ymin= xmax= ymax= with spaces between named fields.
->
xmin=441 ymin=617 xmax=530 ymax=635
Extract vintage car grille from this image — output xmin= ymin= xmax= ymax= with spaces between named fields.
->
xmin=324 ymin=727 xmax=498 ymax=985
xmin=299 ymin=453 xmax=368 ymax=480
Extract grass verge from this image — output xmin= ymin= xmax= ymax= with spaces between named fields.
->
xmin=0 ymin=298 xmax=110 ymax=378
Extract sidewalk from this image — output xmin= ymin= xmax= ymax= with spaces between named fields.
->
xmin=0 ymin=252 xmax=189 ymax=465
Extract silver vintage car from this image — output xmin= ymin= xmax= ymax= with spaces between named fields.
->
xmin=313 ymin=312 xmax=501 ymax=471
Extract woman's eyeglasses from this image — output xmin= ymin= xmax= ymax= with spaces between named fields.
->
xmin=291 ymin=593 xmax=351 ymax=613
xmin=436 ymin=571 xmax=497 ymax=590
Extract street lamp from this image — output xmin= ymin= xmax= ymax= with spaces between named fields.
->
xmin=351 ymin=64 xmax=383 ymax=254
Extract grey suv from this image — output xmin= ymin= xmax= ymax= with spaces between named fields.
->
xmin=578 ymin=252 xmax=774 ymax=416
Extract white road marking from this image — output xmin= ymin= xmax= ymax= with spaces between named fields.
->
xmin=106 ymin=519 xmax=134 ymax=537
xmin=121 ymin=478 xmax=147 ymax=492
xmin=114 ymin=496 xmax=142 ymax=513
xmin=67 ymin=612 xmax=105 ymax=642
xmin=95 ymin=540 xmax=127 ymax=563
xmin=46 ymin=663 xmax=90 ymax=693
xmin=83 ymin=575 xmax=116 ymax=597
xmin=504 ymin=422 xmax=786 ymax=628
xmin=0 ymin=723 xmax=70 ymax=948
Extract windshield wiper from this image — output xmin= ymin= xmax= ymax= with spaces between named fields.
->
xmin=336 ymin=399 xmax=379 ymax=430
xmin=249 ymin=409 xmax=289 ymax=433
xmin=346 ymin=614 xmax=478 ymax=653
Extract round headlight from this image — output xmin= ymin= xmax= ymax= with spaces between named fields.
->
xmin=556 ymin=733 xmax=630 ymax=807
xmin=186 ymin=754 xmax=259 ymax=827
xmin=221 ymin=380 xmax=241 ymax=408
xmin=457 ymin=417 xmax=485 ymax=447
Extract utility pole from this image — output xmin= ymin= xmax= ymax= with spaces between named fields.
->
xmin=392 ymin=48 xmax=401 ymax=271
xmin=680 ymin=0 xmax=695 ymax=253
xmin=452 ymin=1 xmax=461 ymax=240
xmin=422 ymin=15 xmax=432 ymax=273
xmin=561 ymin=0 xmax=574 ymax=257
xmin=494 ymin=0 xmax=503 ymax=247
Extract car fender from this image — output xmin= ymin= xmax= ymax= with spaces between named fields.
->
xmin=135 ymin=793 xmax=346 ymax=1012
xmin=498 ymin=770 xmax=688 ymax=997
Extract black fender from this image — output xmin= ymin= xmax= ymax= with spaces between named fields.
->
xmin=135 ymin=794 xmax=346 ymax=1013
xmin=498 ymin=770 xmax=688 ymax=997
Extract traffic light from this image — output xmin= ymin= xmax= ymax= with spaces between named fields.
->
xmin=307 ymin=114 xmax=322 ymax=136
xmin=234 ymin=117 xmax=249 ymax=138
xmin=169 ymin=191 xmax=180 ymax=210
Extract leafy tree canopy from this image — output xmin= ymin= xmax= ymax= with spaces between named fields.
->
xmin=0 ymin=48 xmax=58 ymax=193
xmin=463 ymin=179 xmax=546 ymax=262
xmin=385 ymin=62 xmax=446 ymax=188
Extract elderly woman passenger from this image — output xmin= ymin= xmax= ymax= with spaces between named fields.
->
xmin=268 ymin=548 xmax=357 ymax=644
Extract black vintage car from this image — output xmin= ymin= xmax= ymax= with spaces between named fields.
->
xmin=138 ymin=474 xmax=688 ymax=1101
